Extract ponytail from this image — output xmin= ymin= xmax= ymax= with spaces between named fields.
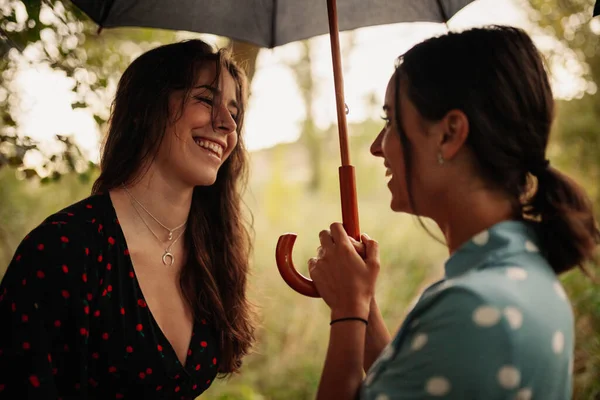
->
xmin=526 ymin=166 xmax=600 ymax=275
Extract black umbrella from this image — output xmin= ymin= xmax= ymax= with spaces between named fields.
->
xmin=70 ymin=0 xmax=478 ymax=298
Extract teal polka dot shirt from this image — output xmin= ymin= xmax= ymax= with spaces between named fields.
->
xmin=361 ymin=220 xmax=573 ymax=400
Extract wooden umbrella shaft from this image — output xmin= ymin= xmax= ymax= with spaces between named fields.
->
xmin=326 ymin=0 xmax=360 ymax=240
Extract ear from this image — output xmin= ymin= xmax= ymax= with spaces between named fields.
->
xmin=438 ymin=110 xmax=469 ymax=161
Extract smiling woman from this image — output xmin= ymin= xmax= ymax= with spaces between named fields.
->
xmin=0 ymin=39 xmax=256 ymax=399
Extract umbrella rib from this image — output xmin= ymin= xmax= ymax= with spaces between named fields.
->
xmin=270 ymin=0 xmax=278 ymax=48
xmin=435 ymin=0 xmax=450 ymax=22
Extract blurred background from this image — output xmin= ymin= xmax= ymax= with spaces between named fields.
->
xmin=1 ymin=0 xmax=599 ymax=398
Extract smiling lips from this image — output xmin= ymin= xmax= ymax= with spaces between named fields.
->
xmin=193 ymin=137 xmax=224 ymax=159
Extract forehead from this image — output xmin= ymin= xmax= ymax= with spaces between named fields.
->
xmin=194 ymin=62 xmax=238 ymax=100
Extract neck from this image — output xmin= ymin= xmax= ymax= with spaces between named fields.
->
xmin=119 ymin=169 xmax=194 ymax=231
xmin=434 ymin=186 xmax=514 ymax=254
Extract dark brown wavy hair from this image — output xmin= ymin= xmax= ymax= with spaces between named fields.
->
xmin=395 ymin=26 xmax=599 ymax=275
xmin=91 ymin=39 xmax=255 ymax=374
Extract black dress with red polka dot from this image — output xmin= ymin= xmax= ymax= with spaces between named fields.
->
xmin=0 ymin=193 xmax=220 ymax=399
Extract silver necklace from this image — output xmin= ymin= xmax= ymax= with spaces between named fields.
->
xmin=122 ymin=185 xmax=186 ymax=240
xmin=129 ymin=198 xmax=186 ymax=266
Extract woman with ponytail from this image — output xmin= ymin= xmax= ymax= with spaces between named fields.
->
xmin=308 ymin=26 xmax=599 ymax=399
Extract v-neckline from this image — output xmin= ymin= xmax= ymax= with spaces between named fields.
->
xmin=106 ymin=191 xmax=195 ymax=370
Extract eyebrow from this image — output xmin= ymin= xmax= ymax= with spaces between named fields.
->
xmin=194 ymin=84 xmax=239 ymax=111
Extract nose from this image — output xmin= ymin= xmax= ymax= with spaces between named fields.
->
xmin=213 ymin=104 xmax=237 ymax=135
xmin=370 ymin=129 xmax=384 ymax=158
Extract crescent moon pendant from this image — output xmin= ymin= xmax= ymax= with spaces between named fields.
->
xmin=162 ymin=252 xmax=175 ymax=266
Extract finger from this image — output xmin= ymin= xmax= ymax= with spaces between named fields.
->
xmin=329 ymin=222 xmax=352 ymax=248
xmin=362 ymin=233 xmax=380 ymax=264
xmin=349 ymin=237 xmax=366 ymax=259
xmin=308 ymin=257 xmax=318 ymax=273
xmin=318 ymin=229 xmax=334 ymax=247
xmin=317 ymin=246 xmax=326 ymax=258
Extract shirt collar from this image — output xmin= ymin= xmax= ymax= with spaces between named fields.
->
xmin=444 ymin=220 xmax=540 ymax=279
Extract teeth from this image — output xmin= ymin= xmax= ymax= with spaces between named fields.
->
xmin=194 ymin=138 xmax=223 ymax=158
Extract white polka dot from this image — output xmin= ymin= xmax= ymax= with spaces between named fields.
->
xmin=506 ymin=267 xmax=528 ymax=281
xmin=411 ymin=333 xmax=428 ymax=351
xmin=473 ymin=306 xmax=501 ymax=327
xmin=497 ymin=365 xmax=521 ymax=389
xmin=472 ymin=230 xmax=490 ymax=245
xmin=554 ymin=281 xmax=567 ymax=300
xmin=425 ymin=377 xmax=451 ymax=396
xmin=503 ymin=307 xmax=523 ymax=330
xmin=380 ymin=344 xmax=395 ymax=361
xmin=525 ymin=240 xmax=539 ymax=252
xmin=365 ymin=372 xmax=376 ymax=386
xmin=375 ymin=394 xmax=390 ymax=400
xmin=553 ymin=331 xmax=565 ymax=354
xmin=515 ymin=387 xmax=533 ymax=400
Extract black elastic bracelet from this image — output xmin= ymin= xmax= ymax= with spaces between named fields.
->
xmin=330 ymin=317 xmax=368 ymax=326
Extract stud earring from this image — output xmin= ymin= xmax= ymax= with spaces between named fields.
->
xmin=437 ymin=152 xmax=445 ymax=165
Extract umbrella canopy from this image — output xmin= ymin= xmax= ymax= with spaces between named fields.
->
xmin=71 ymin=0 xmax=476 ymax=48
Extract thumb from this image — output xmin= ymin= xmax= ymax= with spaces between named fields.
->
xmin=361 ymin=233 xmax=380 ymax=265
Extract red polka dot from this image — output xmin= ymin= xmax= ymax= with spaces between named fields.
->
xmin=126 ymin=346 xmax=133 ymax=353
xmin=108 ymin=236 xmax=115 ymax=245
xmin=120 ymin=307 xmax=125 ymax=315
xmin=106 ymin=263 xmax=112 ymax=271
xmin=102 ymin=333 xmax=109 ymax=340
xmin=94 ymin=310 xmax=100 ymax=317
xmin=54 ymin=320 xmax=61 ymax=328
xmin=146 ymin=368 xmax=152 ymax=375
xmin=97 ymin=224 xmax=103 ymax=232
xmin=201 ymin=341 xmax=208 ymax=347
xmin=84 ymin=306 xmax=89 ymax=315
xmin=60 ymin=236 xmax=69 ymax=243
xmin=15 ymin=254 xmax=22 ymax=261
xmin=21 ymin=278 xmax=26 ymax=286
xmin=108 ymin=366 xmax=117 ymax=373
xmin=139 ymin=372 xmax=146 ymax=379
xmin=52 ymin=368 xmax=58 ymax=375
xmin=102 ymin=289 xmax=108 ymax=297
xmin=87 ymin=293 xmax=93 ymax=301
xmin=212 ymin=357 xmax=217 ymax=365
xmin=188 ymin=349 xmax=192 ymax=356
xmin=129 ymin=271 xmax=134 ymax=278
xmin=82 ymin=273 xmax=87 ymax=283
xmin=37 ymin=244 xmax=44 ymax=251
xmin=22 ymin=314 xmax=29 ymax=322
xmin=80 ymin=328 xmax=87 ymax=336
xmin=206 ymin=380 xmax=211 ymax=384
xmin=85 ymin=248 xmax=89 ymax=256
xmin=88 ymin=378 xmax=97 ymax=387
xmin=107 ymin=285 xmax=113 ymax=292
xmin=137 ymin=299 xmax=147 ymax=307
xmin=136 ymin=324 xmax=143 ymax=332
xmin=85 ymin=204 xmax=92 ymax=209
xmin=124 ymin=249 xmax=130 ymax=256
xmin=22 ymin=342 xmax=30 ymax=350
xmin=62 ymin=265 xmax=68 ymax=273
xmin=174 ymin=386 xmax=180 ymax=393
xmin=48 ymin=354 xmax=52 ymax=362
xmin=36 ymin=270 xmax=45 ymax=279
xmin=156 ymin=386 xmax=162 ymax=391
xmin=61 ymin=290 xmax=70 ymax=299
xmin=28 ymin=375 xmax=40 ymax=387
xmin=97 ymin=255 xmax=103 ymax=262
xmin=195 ymin=364 xmax=201 ymax=371
xmin=174 ymin=374 xmax=180 ymax=380
xmin=67 ymin=212 xmax=74 ymax=216
xmin=11 ymin=303 xmax=16 ymax=312
xmin=92 ymin=352 xmax=99 ymax=359
xmin=157 ymin=345 xmax=163 ymax=352
xmin=192 ymin=384 xmax=197 ymax=390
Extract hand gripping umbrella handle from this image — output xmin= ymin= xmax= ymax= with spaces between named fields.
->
xmin=276 ymin=166 xmax=360 ymax=298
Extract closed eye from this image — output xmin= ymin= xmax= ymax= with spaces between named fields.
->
xmin=380 ymin=115 xmax=391 ymax=127
xmin=194 ymin=96 xmax=213 ymax=106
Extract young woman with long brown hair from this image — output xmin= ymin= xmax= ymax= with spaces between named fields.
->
xmin=0 ymin=39 xmax=255 ymax=399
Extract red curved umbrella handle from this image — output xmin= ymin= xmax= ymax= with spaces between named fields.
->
xmin=276 ymin=166 xmax=360 ymax=298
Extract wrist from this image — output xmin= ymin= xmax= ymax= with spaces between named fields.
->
xmin=331 ymin=301 xmax=370 ymax=321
